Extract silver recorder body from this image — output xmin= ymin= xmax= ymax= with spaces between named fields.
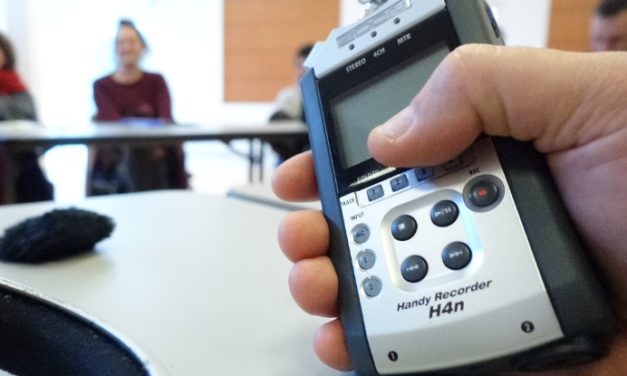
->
xmin=300 ymin=0 xmax=613 ymax=375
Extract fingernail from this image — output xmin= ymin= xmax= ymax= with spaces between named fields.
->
xmin=376 ymin=117 xmax=410 ymax=140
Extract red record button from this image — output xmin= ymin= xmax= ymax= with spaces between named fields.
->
xmin=468 ymin=180 xmax=500 ymax=207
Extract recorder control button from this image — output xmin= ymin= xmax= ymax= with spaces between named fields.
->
xmin=463 ymin=175 xmax=505 ymax=212
xmin=391 ymin=215 xmax=417 ymax=241
xmin=443 ymin=156 xmax=463 ymax=171
xmin=362 ymin=277 xmax=382 ymax=297
xmin=367 ymin=185 xmax=384 ymax=201
xmin=352 ymin=224 xmax=370 ymax=244
xmin=415 ymin=167 xmax=435 ymax=182
xmin=442 ymin=242 xmax=472 ymax=270
xmin=431 ymin=200 xmax=459 ymax=227
xmin=468 ymin=180 xmax=500 ymax=207
xmin=390 ymin=174 xmax=409 ymax=192
xmin=357 ymin=250 xmax=376 ymax=270
xmin=401 ymin=256 xmax=428 ymax=283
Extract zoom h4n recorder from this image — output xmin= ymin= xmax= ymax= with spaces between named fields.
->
xmin=300 ymin=0 xmax=614 ymax=374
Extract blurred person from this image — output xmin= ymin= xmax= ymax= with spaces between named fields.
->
xmin=0 ymin=31 xmax=53 ymax=203
xmin=89 ymin=19 xmax=187 ymax=195
xmin=267 ymin=43 xmax=313 ymax=164
xmin=591 ymin=0 xmax=627 ymax=51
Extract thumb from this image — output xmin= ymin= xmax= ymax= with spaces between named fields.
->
xmin=367 ymin=45 xmax=606 ymax=167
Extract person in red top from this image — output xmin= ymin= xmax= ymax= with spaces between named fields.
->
xmin=89 ymin=19 xmax=187 ymax=195
xmin=93 ymin=71 xmax=172 ymax=121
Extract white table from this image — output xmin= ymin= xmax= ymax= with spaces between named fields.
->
xmin=0 ymin=191 xmax=345 ymax=375
xmin=0 ymin=120 xmax=309 ymax=202
xmin=227 ymin=183 xmax=321 ymax=211
xmin=0 ymin=120 xmax=307 ymax=149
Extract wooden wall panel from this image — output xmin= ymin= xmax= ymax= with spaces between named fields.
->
xmin=548 ymin=0 xmax=598 ymax=51
xmin=224 ymin=0 xmax=339 ymax=102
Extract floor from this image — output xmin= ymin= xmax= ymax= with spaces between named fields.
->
xmin=41 ymin=140 xmax=278 ymax=203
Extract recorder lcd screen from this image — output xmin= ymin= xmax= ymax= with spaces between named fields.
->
xmin=331 ymin=43 xmax=449 ymax=169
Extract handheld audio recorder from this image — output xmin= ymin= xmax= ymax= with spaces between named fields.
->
xmin=300 ymin=0 xmax=614 ymax=374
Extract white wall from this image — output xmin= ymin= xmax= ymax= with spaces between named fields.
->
xmin=486 ymin=0 xmax=552 ymax=47
xmin=2 ymin=0 xmax=272 ymax=127
xmin=0 ymin=0 xmax=6 ymax=30
xmin=3 ymin=0 xmax=551 ymax=128
xmin=340 ymin=0 xmax=552 ymax=47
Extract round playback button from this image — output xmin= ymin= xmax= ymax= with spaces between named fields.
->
xmin=400 ymin=255 xmax=428 ymax=283
xmin=442 ymin=242 xmax=472 ymax=270
xmin=391 ymin=215 xmax=417 ymax=241
xmin=431 ymin=200 xmax=459 ymax=227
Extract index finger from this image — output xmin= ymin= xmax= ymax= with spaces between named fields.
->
xmin=272 ymin=151 xmax=320 ymax=202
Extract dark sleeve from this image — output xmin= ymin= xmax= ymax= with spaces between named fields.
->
xmin=269 ymin=111 xmax=292 ymax=121
xmin=93 ymin=79 xmax=122 ymax=121
xmin=0 ymin=92 xmax=37 ymax=121
xmin=153 ymin=74 xmax=173 ymax=123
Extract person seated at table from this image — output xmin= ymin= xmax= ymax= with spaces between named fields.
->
xmin=89 ymin=19 xmax=188 ymax=196
xmin=0 ymin=32 xmax=53 ymax=203
xmin=267 ymin=43 xmax=313 ymax=165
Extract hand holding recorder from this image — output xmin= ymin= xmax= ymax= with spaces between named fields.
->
xmin=273 ymin=35 xmax=627 ymax=376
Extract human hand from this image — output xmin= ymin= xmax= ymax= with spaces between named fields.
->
xmin=273 ymin=45 xmax=627 ymax=374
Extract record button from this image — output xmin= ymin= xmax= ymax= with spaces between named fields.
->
xmin=468 ymin=180 xmax=500 ymax=207
xmin=463 ymin=175 xmax=505 ymax=212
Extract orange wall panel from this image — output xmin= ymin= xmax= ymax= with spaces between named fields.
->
xmin=224 ymin=0 xmax=339 ymax=102
xmin=548 ymin=0 xmax=598 ymax=51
